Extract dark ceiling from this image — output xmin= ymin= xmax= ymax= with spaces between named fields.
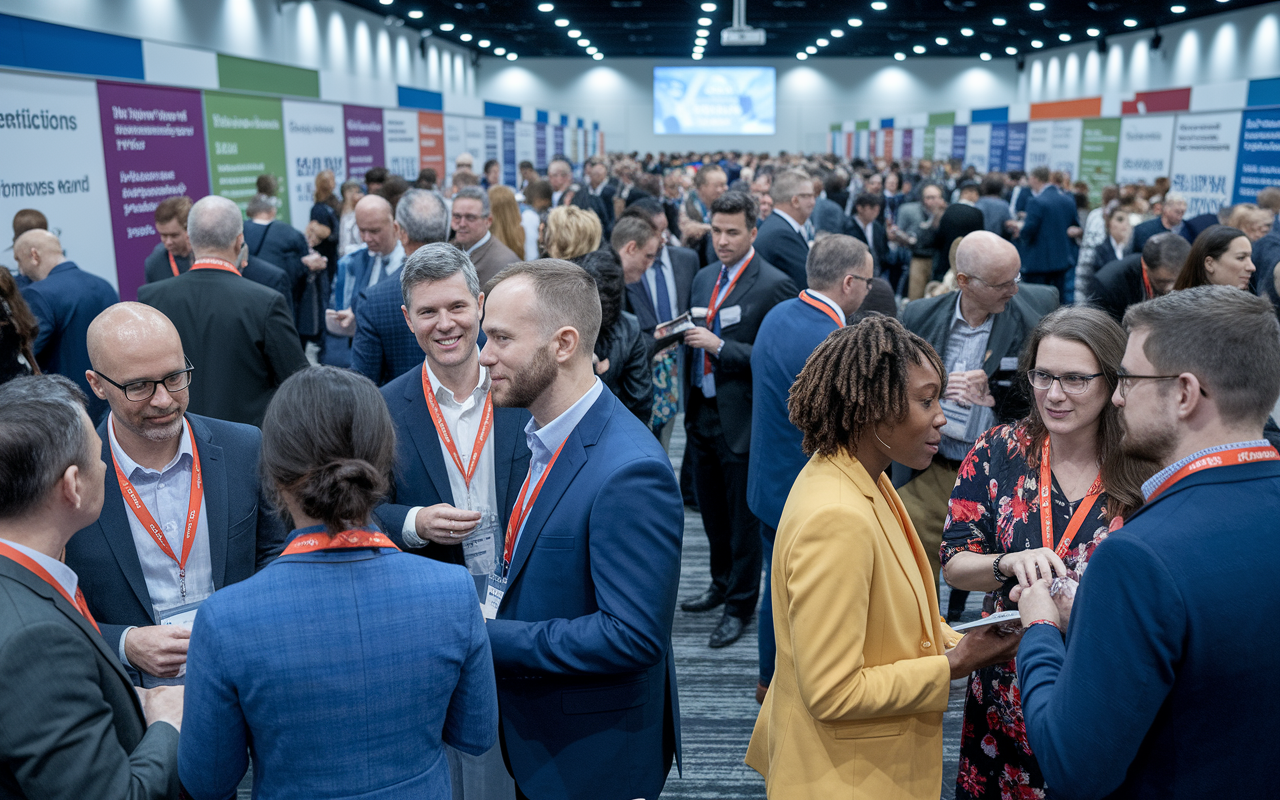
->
xmin=337 ymin=0 xmax=1274 ymax=60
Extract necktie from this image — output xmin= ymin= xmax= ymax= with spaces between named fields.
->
xmin=653 ymin=262 xmax=673 ymax=321
xmin=803 ymin=220 xmax=815 ymax=242
xmin=699 ymin=265 xmax=731 ymax=390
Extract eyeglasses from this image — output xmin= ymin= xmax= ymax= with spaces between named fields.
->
xmin=94 ymin=358 xmax=194 ymax=402
xmin=850 ymin=274 xmax=875 ymax=289
xmin=1028 ymin=369 xmax=1103 ymax=394
xmin=451 ymin=213 xmax=485 ymax=224
xmin=1115 ymin=372 xmax=1180 ymax=399
xmin=966 ymin=273 xmax=1022 ymax=291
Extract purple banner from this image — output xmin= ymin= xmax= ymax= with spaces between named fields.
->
xmin=900 ymin=128 xmax=913 ymax=160
xmin=98 ymin=81 xmax=209 ymax=302
xmin=553 ymin=126 xmax=565 ymax=160
xmin=535 ymin=123 xmax=547 ymax=170
xmin=343 ymin=105 xmax=385 ymax=183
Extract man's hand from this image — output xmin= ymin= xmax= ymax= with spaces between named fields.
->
xmin=415 ymin=503 xmax=484 ymax=546
xmin=124 ymin=626 xmax=191 ymax=678
xmin=326 ymin=308 xmax=356 ymax=337
xmin=138 ymin=685 xmax=185 ymax=731
xmin=1011 ymin=577 xmax=1060 ymax=628
xmin=944 ymin=369 xmax=994 ymax=408
xmin=683 ymin=326 xmax=723 ymax=353
xmin=681 ymin=220 xmax=710 ymax=245
xmin=1067 ymin=225 xmax=1083 ymax=239
xmin=302 ymin=252 xmax=327 ymax=273
xmin=945 ymin=623 xmax=1023 ymax=679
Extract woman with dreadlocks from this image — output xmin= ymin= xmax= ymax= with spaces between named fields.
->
xmin=746 ymin=315 xmax=1022 ymax=799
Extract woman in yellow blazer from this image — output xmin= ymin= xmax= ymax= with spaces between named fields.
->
xmin=746 ymin=317 xmax=1021 ymax=799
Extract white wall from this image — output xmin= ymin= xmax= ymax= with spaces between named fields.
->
xmin=2 ymin=0 xmax=477 ymax=104
xmin=478 ymin=56 xmax=1019 ymax=155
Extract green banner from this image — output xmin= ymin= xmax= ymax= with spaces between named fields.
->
xmin=924 ymin=126 xmax=936 ymax=159
xmin=203 ymin=92 xmax=290 ymax=222
xmin=830 ymin=122 xmax=842 ymax=132
xmin=855 ymin=120 xmax=870 ymax=131
xmin=1080 ymin=118 xmax=1121 ymax=207
xmin=928 ymin=112 xmax=956 ymax=126
xmin=217 ymin=54 xmax=320 ymax=99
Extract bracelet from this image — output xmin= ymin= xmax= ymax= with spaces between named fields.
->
xmin=1026 ymin=619 xmax=1061 ymax=631
xmin=715 ymin=339 xmax=725 ymax=356
xmin=992 ymin=553 xmax=1007 ymax=582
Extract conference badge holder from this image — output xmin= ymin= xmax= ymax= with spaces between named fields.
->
xmin=462 ymin=504 xmax=500 ymax=576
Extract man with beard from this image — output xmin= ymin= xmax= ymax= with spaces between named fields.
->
xmin=64 ymin=303 xmax=286 ymax=687
xmin=1012 ymin=285 xmax=1280 ymax=800
xmin=477 ymin=260 xmax=683 ymax=800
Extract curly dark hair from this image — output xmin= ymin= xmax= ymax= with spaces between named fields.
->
xmin=788 ymin=315 xmax=945 ymax=458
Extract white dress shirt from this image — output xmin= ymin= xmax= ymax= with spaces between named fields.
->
xmin=0 ymin=537 xmax=79 ymax=600
xmin=804 ymin=289 xmax=846 ymax=325
xmin=646 ymin=248 xmax=681 ymax=322
xmin=698 ymin=248 xmax=753 ymax=398
xmin=772 ymin=208 xmax=805 ymax=236
xmin=366 ymin=240 xmax=406 ymax=289
xmin=520 ymin=207 xmax=541 ymax=260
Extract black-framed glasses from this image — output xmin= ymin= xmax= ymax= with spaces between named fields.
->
xmin=851 ymin=274 xmax=875 ymax=290
xmin=95 ymin=358 xmax=194 ymax=402
xmin=968 ymin=273 xmax=1022 ymax=291
xmin=1028 ymin=369 xmax=1104 ymax=394
xmin=1115 ymin=372 xmax=1181 ymax=399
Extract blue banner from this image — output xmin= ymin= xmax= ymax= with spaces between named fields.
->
xmin=1005 ymin=122 xmax=1028 ymax=172
xmin=502 ymin=119 xmax=517 ymax=186
xmin=535 ymin=123 xmax=547 ymax=170
xmin=1234 ymin=108 xmax=1280 ymax=204
xmin=951 ymin=125 xmax=967 ymax=163
xmin=990 ymin=122 xmax=1008 ymax=172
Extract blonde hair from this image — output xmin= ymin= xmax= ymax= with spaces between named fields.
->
xmin=488 ymin=186 xmax=526 ymax=257
xmin=544 ymin=205 xmax=602 ymax=260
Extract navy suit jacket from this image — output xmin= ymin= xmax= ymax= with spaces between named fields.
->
xmin=64 ymin=413 xmax=287 ymax=676
xmin=373 ymin=365 xmax=531 ymax=566
xmin=20 ymin=261 xmax=119 ymax=422
xmin=1017 ymin=459 xmax=1280 ymax=800
xmin=243 ymin=220 xmax=309 ymax=303
xmin=753 ymin=212 xmax=811 ymax=289
xmin=1019 ymin=185 xmax=1079 ymax=274
xmin=1129 ymin=216 xmax=1195 ymax=256
xmin=331 ymin=246 xmax=401 ymax=317
xmin=809 ymin=197 xmax=851 ymax=236
xmin=624 ymin=244 xmax=698 ymax=357
xmin=350 ymin=277 xmax=424 ymax=386
xmin=487 ymin=388 xmax=682 ymax=800
xmin=746 ymin=296 xmax=840 ymax=531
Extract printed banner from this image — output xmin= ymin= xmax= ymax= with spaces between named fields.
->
xmin=464 ymin=118 xmax=485 ymax=164
xmin=965 ymin=123 xmax=991 ymax=172
xmin=203 ymin=92 xmax=289 ymax=221
xmin=1079 ymin=118 xmax=1121 ymax=207
xmin=890 ymin=127 xmax=901 ymax=161
xmin=900 ymin=128 xmax=913 ymax=162
xmin=922 ymin=127 xmax=936 ymax=162
xmin=98 ymin=81 xmax=208 ymax=299
xmin=281 ymin=100 xmax=344 ymax=233
xmin=535 ymin=122 xmax=547 ymax=170
xmin=343 ymin=105 xmax=385 ymax=184
xmin=1233 ymin=109 xmax=1280 ymax=204
xmin=553 ymin=125 xmax=565 ymax=160
xmin=932 ymin=126 xmax=952 ymax=162
xmin=989 ymin=122 xmax=1008 ymax=173
xmin=910 ymin=127 xmax=925 ymax=160
xmin=1024 ymin=121 xmax=1052 ymax=171
xmin=951 ymin=125 xmax=968 ymax=164
xmin=383 ymin=109 xmax=419 ymax=182
xmin=443 ymin=114 xmax=465 ymax=183
xmin=1049 ymin=119 xmax=1083 ymax=180
xmin=1116 ymin=115 xmax=1175 ymax=185
xmin=483 ymin=118 xmax=501 ymax=177
xmin=418 ymin=111 xmax=445 ymax=177
xmin=1170 ymin=111 xmax=1243 ymax=215
xmin=1004 ymin=122 xmax=1028 ymax=172
xmin=502 ymin=120 xmax=516 ymax=186
xmin=856 ymin=128 xmax=870 ymax=161
xmin=515 ymin=121 xmax=536 ymax=178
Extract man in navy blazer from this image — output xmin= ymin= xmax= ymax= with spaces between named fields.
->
xmin=324 ymin=194 xmax=405 ymax=367
xmin=752 ymin=170 xmax=815 ymax=289
xmin=1128 ymin=192 xmax=1192 ymax=255
xmin=1014 ymin=286 xmax=1280 ymax=800
xmin=15 ymin=228 xmax=119 ymax=422
xmin=479 ymin=260 xmax=683 ymax=800
xmin=1015 ymin=166 xmax=1080 ymax=301
xmin=66 ymin=303 xmax=286 ymax=687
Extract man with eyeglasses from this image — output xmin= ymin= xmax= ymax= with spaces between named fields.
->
xmin=450 ymin=186 xmax=521 ymax=286
xmin=66 ymin=302 xmax=285 ymax=687
xmin=898 ymin=231 xmax=1059 ymax=617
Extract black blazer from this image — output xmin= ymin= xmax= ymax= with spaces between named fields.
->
xmin=244 ymin=219 xmax=311 ymax=302
xmin=143 ymin=245 xmax=291 ymax=309
xmin=752 ymin=212 xmax=810 ymax=290
xmin=374 ymin=365 xmax=532 ymax=566
xmin=1089 ymin=253 xmax=1146 ymax=324
xmin=565 ymin=188 xmax=613 ymax=237
xmin=848 ymin=219 xmax=893 ymax=276
xmin=927 ymin=203 xmax=986 ymax=278
xmin=1130 ymin=217 xmax=1195 ymax=256
xmin=684 ymin=252 xmax=798 ymax=454
xmin=137 ymin=268 xmax=309 ymax=427
xmin=0 ymin=555 xmax=180 ymax=797
xmin=64 ymin=413 xmax=287 ymax=672
xmin=625 ymin=244 xmax=699 ymax=357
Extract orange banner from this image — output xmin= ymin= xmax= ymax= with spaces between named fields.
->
xmin=418 ymin=111 xmax=444 ymax=173
xmin=1030 ymin=97 xmax=1102 ymax=120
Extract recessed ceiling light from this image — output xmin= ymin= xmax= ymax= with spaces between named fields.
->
xmin=913 ymin=44 xmax=926 ymax=53
xmin=691 ymin=52 xmax=701 ymax=60
xmin=961 ymin=27 xmax=974 ymax=36
xmin=894 ymin=51 xmax=906 ymax=60
xmin=831 ymin=29 xmax=844 ymax=37
xmin=993 ymin=17 xmax=1007 ymax=26
xmin=537 ymin=2 xmax=553 ymax=10
xmin=1216 ymin=0 xmax=1228 ymax=3
xmin=693 ymin=45 xmax=704 ymax=52
xmin=478 ymin=39 xmax=490 ymax=47
xmin=506 ymin=52 xmax=518 ymax=60
xmin=1031 ymin=39 xmax=1043 ymax=47
xmin=1171 ymin=4 xmax=1186 ymax=11
xmin=577 ymin=39 xmax=589 ymax=46
xmin=848 ymin=17 xmax=863 ymax=27
xmin=698 ymin=17 xmax=712 ymax=25
xmin=593 ymin=52 xmax=604 ymax=59
xmin=1124 ymin=18 xmax=1138 ymax=26
xmin=817 ymin=38 xmax=829 ymax=46
xmin=567 ymin=29 xmax=581 ymax=37
xmin=696 ymin=37 xmax=708 ymax=45
xmin=439 ymin=22 xmax=454 ymax=31
xmin=1087 ymin=27 xmax=1100 ymax=36
xmin=806 ymin=45 xmax=817 ymax=54
xmin=494 ymin=47 xmax=506 ymax=55
xmin=459 ymin=33 xmax=472 ymax=41
xmin=1059 ymin=32 xmax=1071 ymax=41
xmin=1029 ymin=2 xmax=1045 ymax=10
xmin=379 ymin=0 xmax=392 ymax=5
xmin=936 ymin=36 xmax=949 ymax=45
xmin=701 ymin=2 xmax=717 ymax=10
xmin=554 ymin=18 xmax=569 ymax=27
xmin=797 ymin=52 xmax=808 ymax=60
xmin=871 ymin=1 xmax=887 ymax=10
xmin=1006 ymin=45 xmax=1018 ymax=54
xmin=586 ymin=45 xmax=597 ymax=53
xmin=407 ymin=9 xmax=423 ymax=19
xmin=697 ymin=29 xmax=709 ymax=36
xmin=980 ymin=52 xmax=992 ymax=60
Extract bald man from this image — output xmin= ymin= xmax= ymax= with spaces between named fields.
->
xmin=323 ymin=194 xmax=405 ymax=367
xmin=16 ymin=228 xmax=119 ymax=422
xmin=898 ymin=231 xmax=1059 ymax=614
xmin=64 ymin=303 xmax=286 ymax=687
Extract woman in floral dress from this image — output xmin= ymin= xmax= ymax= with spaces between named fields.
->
xmin=940 ymin=306 xmax=1156 ymax=800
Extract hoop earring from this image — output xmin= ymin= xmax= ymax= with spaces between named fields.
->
xmin=873 ymin=429 xmax=891 ymax=450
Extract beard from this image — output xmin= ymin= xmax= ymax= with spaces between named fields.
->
xmin=1119 ymin=413 xmax=1178 ymax=465
xmin=122 ymin=407 xmax=185 ymax=443
xmin=494 ymin=343 xmax=558 ymax=410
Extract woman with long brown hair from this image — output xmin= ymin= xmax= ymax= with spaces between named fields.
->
xmin=486 ymin=185 xmax=527 ymax=257
xmin=1174 ymin=224 xmax=1255 ymax=291
xmin=0 ymin=269 xmax=39 ymax=384
xmin=941 ymin=305 xmax=1157 ymax=800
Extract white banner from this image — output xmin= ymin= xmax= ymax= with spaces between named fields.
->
xmin=1116 ymin=116 xmax=1176 ymax=185
xmin=463 ymin=118 xmax=485 ymax=164
xmin=911 ymin=127 xmax=925 ymax=160
xmin=515 ymin=121 xmax=536 ymax=173
xmin=933 ymin=126 xmax=953 ymax=162
xmin=856 ymin=129 xmax=870 ymax=161
xmin=1170 ymin=111 xmax=1243 ymax=216
xmin=1049 ymin=119 xmax=1083 ymax=181
xmin=443 ymin=115 xmax=465 ymax=184
xmin=891 ymin=128 xmax=903 ymax=160
xmin=382 ymin=109 xmax=419 ymax=182
xmin=1025 ymin=121 xmax=1052 ymax=171
xmin=965 ymin=123 xmax=992 ymax=172
xmin=0 ymin=73 xmax=115 ymax=287
xmin=482 ymin=118 xmax=501 ymax=176
xmin=281 ymin=100 xmax=345 ymax=233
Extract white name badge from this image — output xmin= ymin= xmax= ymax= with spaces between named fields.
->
xmin=999 ymin=356 xmax=1019 ymax=372
xmin=719 ymin=304 xmax=742 ymax=328
xmin=482 ymin=581 xmax=504 ymax=621
xmin=462 ymin=507 xmax=500 ymax=576
xmin=158 ymin=600 xmax=202 ymax=628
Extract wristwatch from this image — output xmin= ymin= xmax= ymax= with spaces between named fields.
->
xmin=715 ymin=339 xmax=725 ymax=357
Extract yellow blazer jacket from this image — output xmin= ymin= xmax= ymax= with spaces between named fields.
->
xmin=746 ymin=452 xmax=959 ymax=799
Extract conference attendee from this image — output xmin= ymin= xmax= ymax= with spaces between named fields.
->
xmin=1013 ymin=286 xmax=1280 ymax=800
xmin=1091 ymin=205 xmax=1132 ymax=273
xmin=896 ymin=182 xmax=947 ymax=300
xmin=338 ymin=179 xmax=365 ymax=256
xmin=364 ymin=165 xmax=390 ymax=196
xmin=898 ymin=232 xmax=1059 ymax=608
xmin=681 ymin=191 xmax=797 ymax=648
xmin=451 ymin=186 xmax=522 ymax=286
xmin=578 ymin=248 xmax=651 ymax=422
xmin=0 ymin=374 xmax=184 ymax=799
xmin=583 ymin=156 xmax=616 ymax=230
xmin=0 ymin=268 xmax=39 ymax=385
xmin=478 ymin=259 xmax=682 ymax=800
xmin=351 ymin=189 xmax=452 ymax=386
xmin=1090 ymin=232 xmax=1190 ymax=324
xmin=928 ymin=192 xmax=987 ymax=282
xmin=1129 ymin=191 xmax=1191 ymax=254
xmin=754 ymin=170 xmax=815 ymax=289
xmin=516 ymin=161 xmax=537 ymax=194
xmin=178 ymin=366 xmax=498 ymax=800
xmin=455 ymin=153 xmax=475 ymax=176
xmin=520 ymin=180 xmax=551 ymax=259
xmin=1015 ymin=166 xmax=1080 ymax=301
xmin=481 ymin=158 xmax=501 ymax=189
xmin=848 ymin=191 xmax=902 ymax=291
xmin=679 ymin=163 xmax=728 ymax=263
xmin=542 ymin=204 xmax=601 ymax=261
xmin=66 ymin=302 xmax=286 ymax=688
xmin=139 ymin=196 xmax=308 ymax=427
xmin=746 ymin=234 xmax=874 ymax=703
xmin=940 ymin=306 xmax=1153 ymax=800
xmin=1173 ymin=224 xmax=1256 ymax=291
xmin=145 ymin=195 xmax=197 ymax=283
xmin=976 ymin=173 xmax=1014 ymax=239
xmin=1251 ymin=222 xmax=1280 ymax=310
xmin=808 ymin=174 xmax=850 ymax=236
xmin=548 ymin=158 xmax=610 ymax=233
xmin=324 ymin=194 xmax=405 ymax=367
xmin=244 ymin=192 xmax=326 ymax=327
xmin=488 ymin=185 xmax=528 ymax=258
xmin=745 ymin=318 xmax=1021 ymax=800
xmin=416 ymin=167 xmax=439 ymax=191
xmin=15 ymin=228 xmax=118 ymax=422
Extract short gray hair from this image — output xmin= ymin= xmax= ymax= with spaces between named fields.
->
xmin=396 ymin=189 xmax=449 ymax=245
xmin=453 ymin=186 xmax=491 ymax=216
xmin=548 ymin=159 xmax=572 ymax=176
xmin=806 ymin=234 xmax=870 ymax=291
xmin=1123 ymin=285 xmax=1280 ymax=426
xmin=245 ymin=193 xmax=279 ymax=217
xmin=770 ymin=170 xmax=811 ymax=205
xmin=0 ymin=374 xmax=91 ymax=520
xmin=1163 ymin=192 xmax=1188 ymax=208
xmin=188 ymin=195 xmax=244 ymax=252
xmin=401 ymin=242 xmax=480 ymax=307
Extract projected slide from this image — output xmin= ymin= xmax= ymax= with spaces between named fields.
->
xmin=653 ymin=67 xmax=776 ymax=135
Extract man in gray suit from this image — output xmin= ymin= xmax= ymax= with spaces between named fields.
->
xmin=898 ymin=231 xmax=1059 ymax=616
xmin=0 ymin=374 xmax=184 ymax=799
xmin=450 ymin=186 xmax=521 ymax=286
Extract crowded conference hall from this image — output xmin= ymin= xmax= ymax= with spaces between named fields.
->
xmin=4 ymin=1 xmax=1280 ymax=798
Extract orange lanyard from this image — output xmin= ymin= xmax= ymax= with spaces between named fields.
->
xmin=190 ymin=257 xmax=240 ymax=275
xmin=1038 ymin=438 xmax=1104 ymax=558
xmin=501 ymin=439 xmax=567 ymax=576
xmin=282 ymin=528 xmax=400 ymax=555
xmin=1141 ymin=261 xmax=1154 ymax=300
xmin=1147 ymin=445 xmax=1280 ymax=502
xmin=0 ymin=541 xmax=100 ymax=632
xmin=168 ymin=251 xmax=180 ymax=277
xmin=110 ymin=419 xmax=203 ymax=599
xmin=702 ymin=252 xmax=753 ymax=376
xmin=797 ymin=290 xmax=844 ymax=328
xmin=421 ymin=365 xmax=493 ymax=491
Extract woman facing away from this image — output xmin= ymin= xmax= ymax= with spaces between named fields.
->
xmin=178 ymin=367 xmax=497 ymax=799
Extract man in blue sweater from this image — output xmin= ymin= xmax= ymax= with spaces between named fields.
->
xmin=1014 ymin=285 xmax=1280 ymax=799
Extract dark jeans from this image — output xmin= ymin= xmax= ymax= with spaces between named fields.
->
xmin=759 ymin=527 xmax=776 ymax=685
xmin=688 ymin=399 xmax=761 ymax=620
